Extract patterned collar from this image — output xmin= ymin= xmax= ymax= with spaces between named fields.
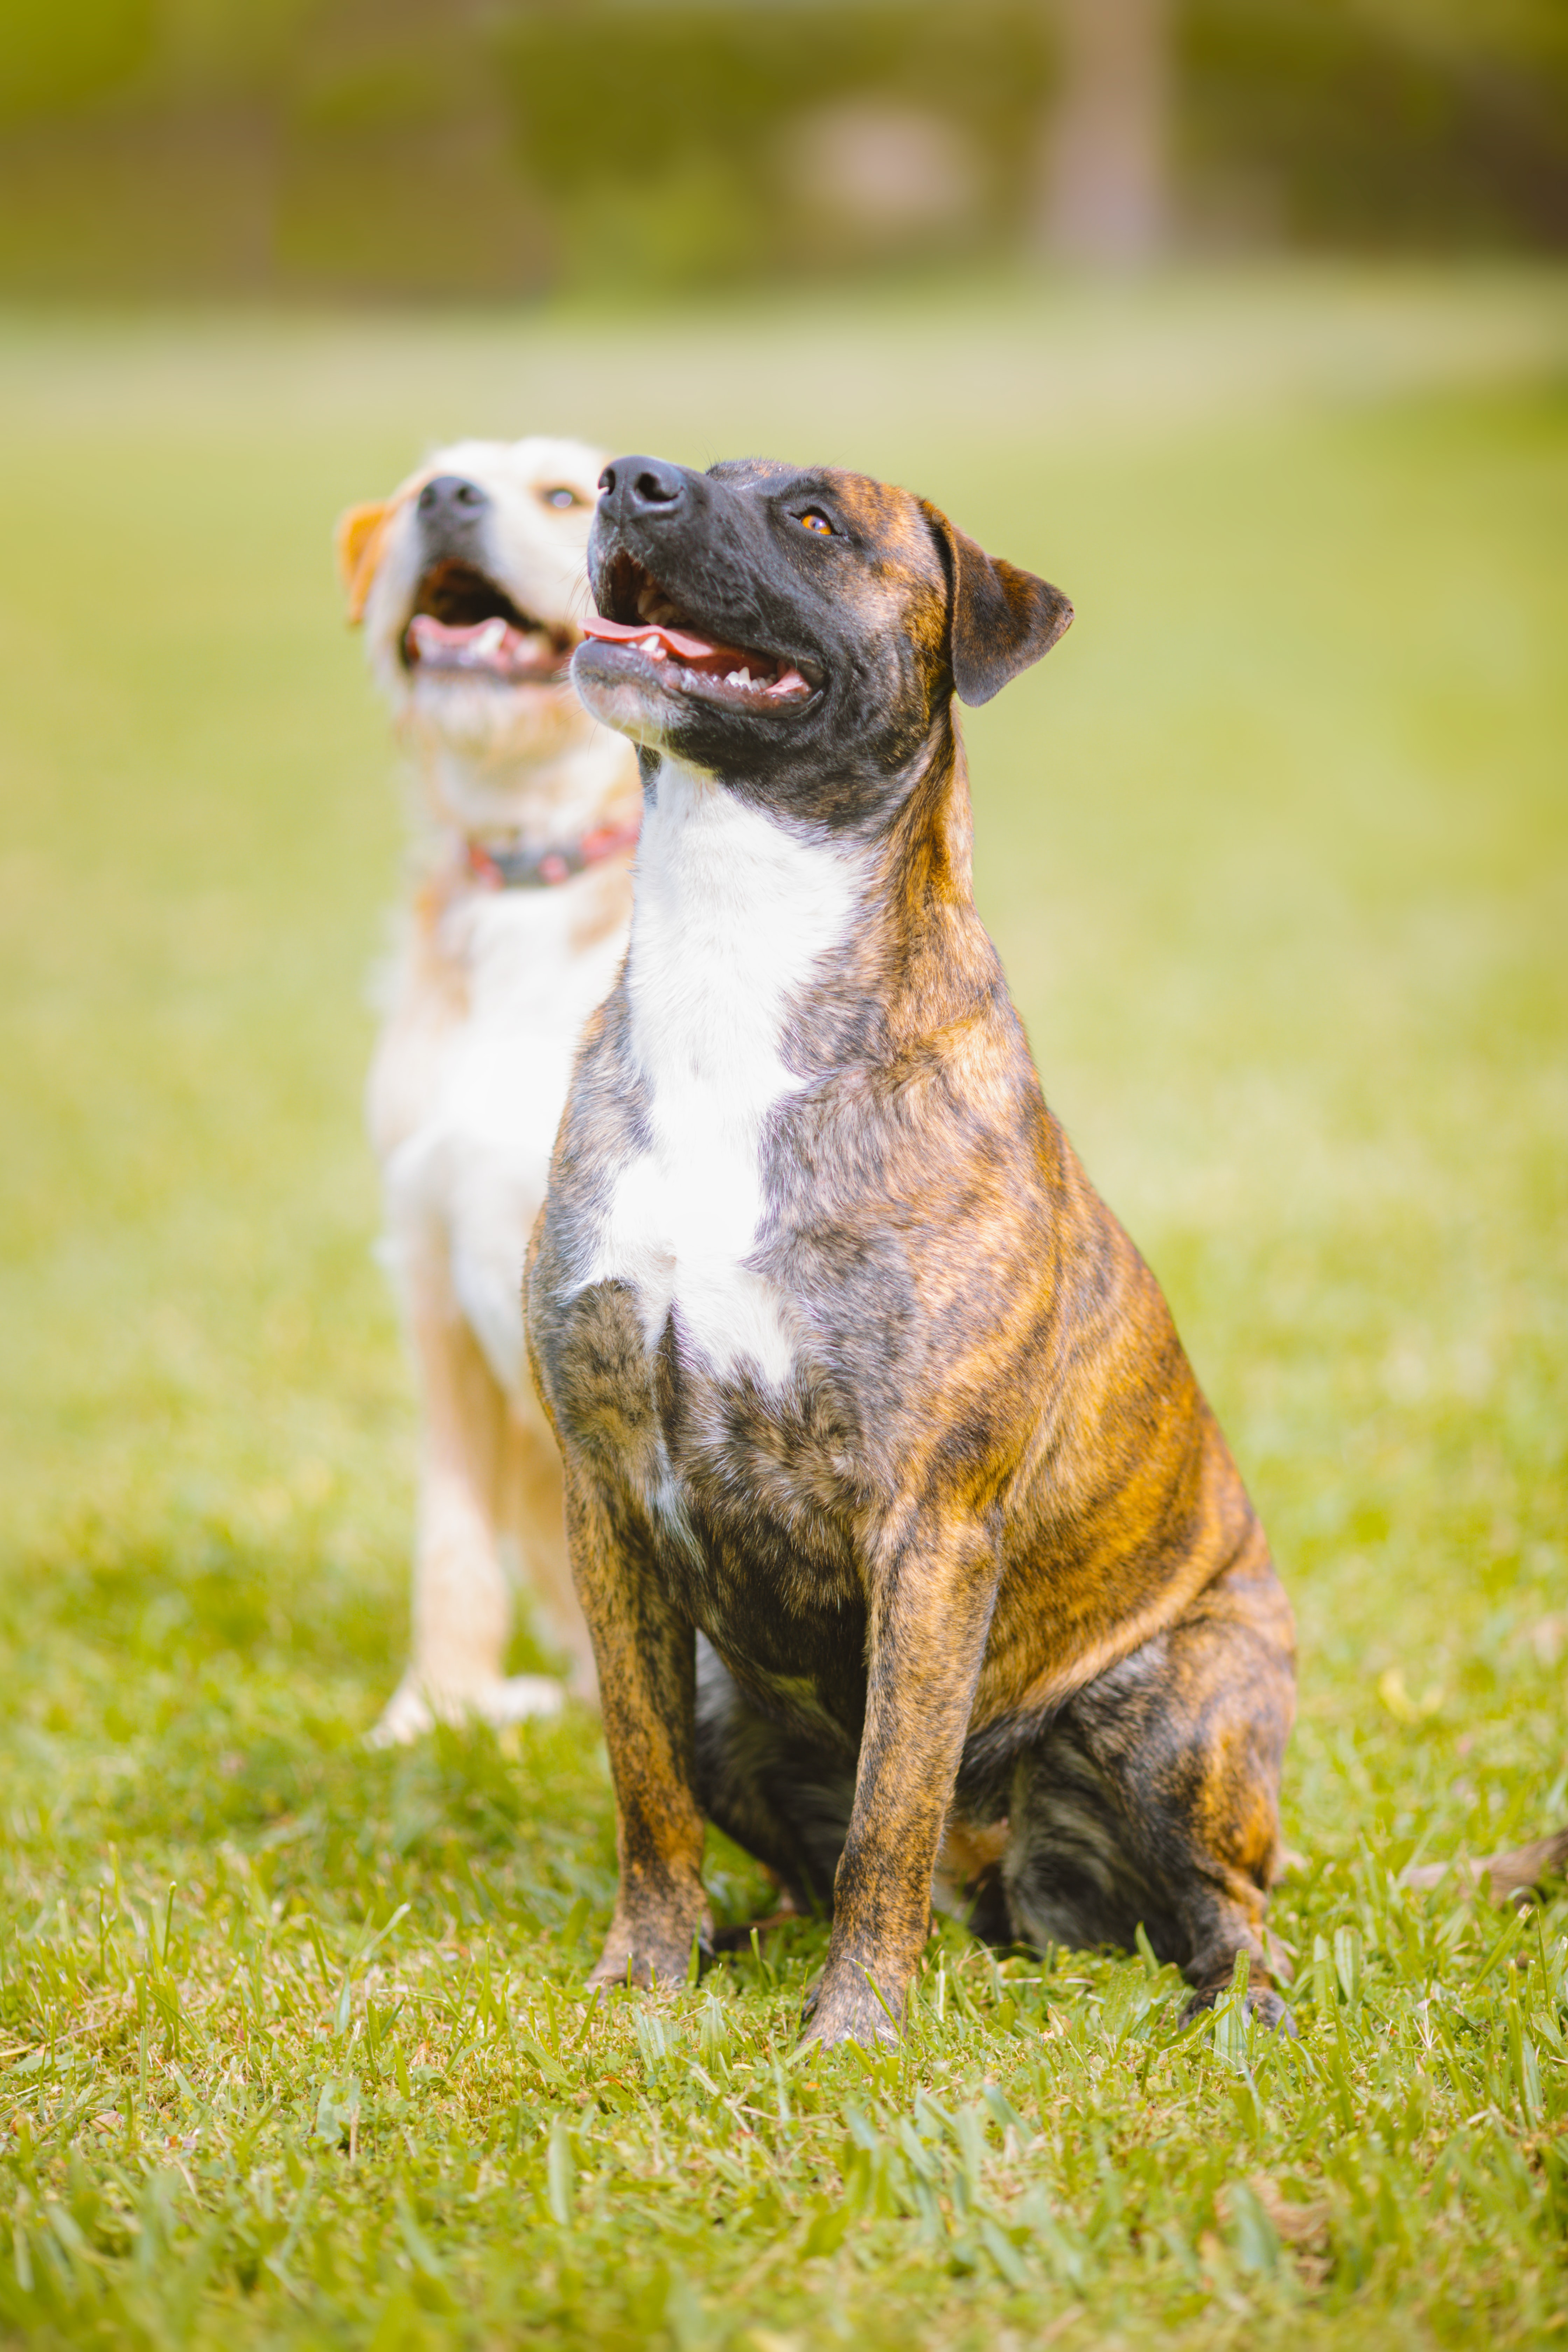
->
xmin=464 ymin=818 xmax=639 ymax=890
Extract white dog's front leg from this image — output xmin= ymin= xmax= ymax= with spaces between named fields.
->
xmin=370 ymin=1240 xmax=569 ymax=1746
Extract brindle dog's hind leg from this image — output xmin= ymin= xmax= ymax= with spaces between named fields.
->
xmin=1003 ymin=1553 xmax=1296 ymax=2030
xmin=694 ymin=1638 xmax=857 ymax=1922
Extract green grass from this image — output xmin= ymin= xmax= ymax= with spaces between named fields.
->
xmin=1 ymin=271 xmax=1566 ymax=2348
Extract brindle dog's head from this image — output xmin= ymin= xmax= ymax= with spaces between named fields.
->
xmin=573 ymin=456 xmax=1072 ymax=828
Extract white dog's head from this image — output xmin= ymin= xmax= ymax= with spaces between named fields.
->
xmin=336 ymin=436 xmax=614 ymax=831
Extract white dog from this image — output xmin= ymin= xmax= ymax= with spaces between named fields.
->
xmin=336 ymin=437 xmax=639 ymax=1744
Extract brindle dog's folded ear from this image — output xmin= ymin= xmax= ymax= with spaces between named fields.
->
xmin=922 ymin=502 xmax=1073 ymax=708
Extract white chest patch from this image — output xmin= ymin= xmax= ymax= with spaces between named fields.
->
xmin=581 ymin=758 xmax=864 ymax=1389
xmin=378 ymin=879 xmax=628 ymax=1397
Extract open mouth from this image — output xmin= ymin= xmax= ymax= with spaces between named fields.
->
xmin=581 ymin=554 xmax=820 ymax=708
xmin=402 ymin=559 xmax=576 ymax=685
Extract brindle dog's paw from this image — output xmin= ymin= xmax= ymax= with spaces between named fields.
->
xmin=1181 ymin=1977 xmax=1298 ymax=2037
xmin=799 ymin=1963 xmax=903 ymax=2049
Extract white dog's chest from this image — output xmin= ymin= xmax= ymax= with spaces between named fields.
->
xmin=377 ymin=881 xmax=627 ymax=1393
xmin=580 ymin=762 xmax=863 ymax=1392
xmin=402 ymin=888 xmax=620 ymax=1162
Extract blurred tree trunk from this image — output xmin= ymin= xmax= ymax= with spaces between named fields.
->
xmin=1036 ymin=0 xmax=1174 ymax=266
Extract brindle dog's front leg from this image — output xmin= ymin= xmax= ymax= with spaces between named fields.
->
xmin=806 ymin=1522 xmax=999 ymax=2047
xmin=562 ymin=1466 xmax=712 ymax=1990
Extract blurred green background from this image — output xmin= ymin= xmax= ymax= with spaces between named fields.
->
xmin=1 ymin=0 xmax=1566 ymax=299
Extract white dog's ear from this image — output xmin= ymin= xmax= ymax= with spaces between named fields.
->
xmin=335 ymin=500 xmax=392 ymax=625
xmin=921 ymin=500 xmax=1073 ymax=708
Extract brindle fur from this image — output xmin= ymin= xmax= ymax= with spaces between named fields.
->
xmin=526 ymin=455 xmax=1296 ymax=2045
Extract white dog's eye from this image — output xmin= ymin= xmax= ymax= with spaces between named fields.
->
xmin=541 ymin=486 xmax=581 ymax=510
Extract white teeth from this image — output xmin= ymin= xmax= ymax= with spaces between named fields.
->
xmin=639 ymin=634 xmax=666 ymax=659
xmin=473 ymin=617 xmax=508 ymax=654
xmin=730 ymin=667 xmax=751 ymax=687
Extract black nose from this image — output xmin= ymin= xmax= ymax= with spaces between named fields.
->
xmin=598 ymin=455 xmax=686 ymax=515
xmin=417 ymin=474 xmax=489 ymax=524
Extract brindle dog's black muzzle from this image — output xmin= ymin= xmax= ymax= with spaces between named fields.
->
xmin=572 ymin=455 xmax=835 ymax=780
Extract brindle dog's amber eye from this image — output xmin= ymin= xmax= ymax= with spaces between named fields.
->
xmin=542 ymin=486 xmax=580 ymax=510
xmin=798 ymin=510 xmax=834 ymax=535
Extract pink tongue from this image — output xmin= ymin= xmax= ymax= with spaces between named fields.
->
xmin=407 ymin=612 xmax=561 ymax=675
xmin=582 ymin=612 xmax=752 ymax=672
xmin=582 ymin=613 xmax=813 ymax=698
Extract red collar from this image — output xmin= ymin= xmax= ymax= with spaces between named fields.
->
xmin=464 ymin=818 xmax=639 ymax=891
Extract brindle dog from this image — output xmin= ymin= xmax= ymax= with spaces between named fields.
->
xmin=525 ymin=453 xmax=1297 ymax=2047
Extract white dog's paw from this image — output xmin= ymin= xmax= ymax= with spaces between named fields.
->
xmin=473 ymin=1674 xmax=569 ymax=1727
xmin=366 ymin=1671 xmax=567 ymax=1748
xmin=366 ymin=1676 xmax=437 ymax=1748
